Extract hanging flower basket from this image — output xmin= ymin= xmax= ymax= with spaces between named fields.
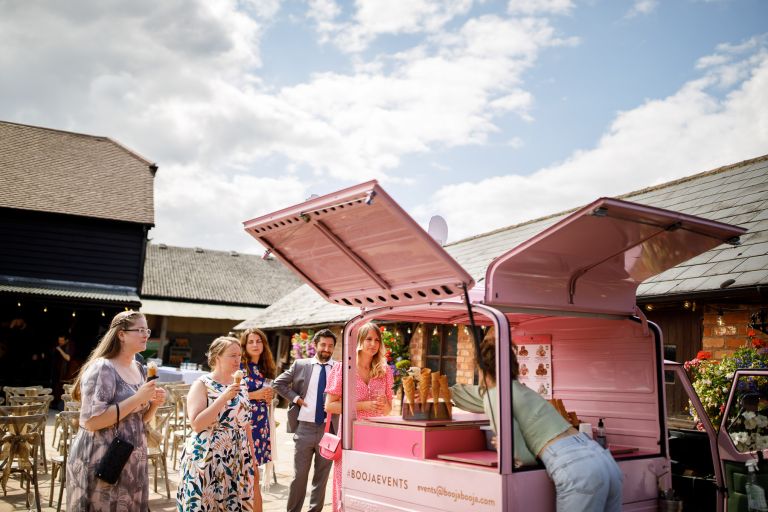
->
xmin=381 ymin=326 xmax=411 ymax=393
xmin=291 ymin=330 xmax=316 ymax=359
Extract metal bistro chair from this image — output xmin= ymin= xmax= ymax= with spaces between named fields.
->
xmin=146 ymin=405 xmax=174 ymax=498
xmin=3 ymin=386 xmax=42 ymax=403
xmin=49 ymin=410 xmax=79 ymax=512
xmin=8 ymin=395 xmax=53 ymax=474
xmin=0 ymin=412 xmax=46 ymax=511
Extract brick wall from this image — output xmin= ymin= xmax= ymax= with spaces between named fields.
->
xmin=456 ymin=326 xmax=476 ymax=385
xmin=409 ymin=324 xmax=426 ymax=367
xmin=702 ymin=305 xmax=754 ymax=359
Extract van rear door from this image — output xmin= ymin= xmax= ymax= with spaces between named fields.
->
xmin=485 ymin=197 xmax=745 ymax=316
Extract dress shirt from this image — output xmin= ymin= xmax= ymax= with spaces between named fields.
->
xmin=296 ymin=358 xmax=335 ymax=423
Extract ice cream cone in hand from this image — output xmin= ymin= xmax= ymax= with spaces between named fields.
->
xmin=147 ymin=361 xmax=158 ymax=381
xmin=232 ymin=369 xmax=244 ymax=385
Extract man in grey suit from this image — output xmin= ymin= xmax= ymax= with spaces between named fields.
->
xmin=274 ymin=329 xmax=339 ymax=512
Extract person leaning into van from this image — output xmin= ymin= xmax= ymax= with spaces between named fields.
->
xmin=67 ymin=311 xmax=166 ymax=511
xmin=478 ymin=327 xmax=623 ymax=512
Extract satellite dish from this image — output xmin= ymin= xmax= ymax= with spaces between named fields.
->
xmin=428 ymin=215 xmax=448 ymax=246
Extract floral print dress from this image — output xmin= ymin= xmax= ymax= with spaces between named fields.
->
xmin=325 ymin=363 xmax=394 ymax=512
xmin=242 ymin=362 xmax=271 ymax=465
xmin=67 ymin=358 xmax=149 ymax=512
xmin=176 ymin=375 xmax=255 ymax=511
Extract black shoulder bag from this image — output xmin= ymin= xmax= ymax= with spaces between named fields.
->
xmin=95 ymin=402 xmax=135 ymax=484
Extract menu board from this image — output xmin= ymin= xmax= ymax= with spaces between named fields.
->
xmin=512 ymin=334 xmax=552 ymax=399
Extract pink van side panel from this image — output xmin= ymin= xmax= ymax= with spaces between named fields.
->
xmin=514 ymin=316 xmax=663 ymax=452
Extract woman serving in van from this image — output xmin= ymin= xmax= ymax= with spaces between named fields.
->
xmin=474 ymin=327 xmax=623 ymax=512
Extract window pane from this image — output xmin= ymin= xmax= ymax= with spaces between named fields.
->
xmin=428 ymin=326 xmax=441 ymax=355
xmin=664 ymin=345 xmax=677 ymax=384
xmin=426 ymin=357 xmax=440 ymax=373
xmin=444 ymin=326 xmax=458 ymax=356
xmin=724 ymin=375 xmax=768 ymax=453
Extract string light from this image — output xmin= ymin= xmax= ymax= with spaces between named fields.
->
xmin=101 ymin=310 xmax=106 ymax=317
xmin=43 ymin=306 xmax=47 ymax=313
xmin=71 ymin=311 xmax=76 ymax=317
xmin=407 ymin=327 xmax=411 ymax=334
xmin=717 ymin=309 xmax=724 ymax=327
xmin=645 ymin=304 xmax=654 ymax=311
xmin=17 ymin=301 xmax=21 ymax=307
xmin=683 ymin=301 xmax=691 ymax=309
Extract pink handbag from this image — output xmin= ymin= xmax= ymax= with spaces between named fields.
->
xmin=318 ymin=413 xmax=341 ymax=461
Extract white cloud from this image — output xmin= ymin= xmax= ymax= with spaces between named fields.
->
xmin=151 ymin=163 xmax=310 ymax=252
xmin=507 ymin=0 xmax=574 ymax=15
xmin=272 ymin=15 xmax=568 ymax=179
xmin=626 ymin=0 xmax=659 ymax=18
xmin=421 ymin=43 xmax=768 ymax=242
xmin=312 ymin=0 xmax=474 ymax=53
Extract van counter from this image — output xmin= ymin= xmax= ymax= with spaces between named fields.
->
xmin=353 ymin=413 xmax=492 ymax=465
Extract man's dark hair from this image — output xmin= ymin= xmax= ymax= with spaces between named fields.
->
xmin=312 ymin=329 xmax=337 ymax=345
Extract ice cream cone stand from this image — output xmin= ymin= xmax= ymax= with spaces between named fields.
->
xmin=244 ymin=181 xmax=745 ymax=511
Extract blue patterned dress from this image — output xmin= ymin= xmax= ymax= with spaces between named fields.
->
xmin=242 ymin=362 xmax=272 ymax=465
xmin=176 ymin=375 xmax=254 ymax=511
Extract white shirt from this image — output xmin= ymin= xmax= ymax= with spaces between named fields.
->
xmin=297 ymin=357 xmax=334 ymax=423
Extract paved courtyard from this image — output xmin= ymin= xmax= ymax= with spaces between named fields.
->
xmin=0 ymin=406 xmax=331 ymax=511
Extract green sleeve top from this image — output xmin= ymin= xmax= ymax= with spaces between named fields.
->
xmin=482 ymin=386 xmax=538 ymax=466
xmin=511 ymin=381 xmax=570 ymax=458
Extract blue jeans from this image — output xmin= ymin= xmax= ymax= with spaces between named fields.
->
xmin=539 ymin=433 xmax=623 ymax=512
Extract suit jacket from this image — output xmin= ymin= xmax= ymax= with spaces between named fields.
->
xmin=274 ymin=358 xmax=339 ymax=433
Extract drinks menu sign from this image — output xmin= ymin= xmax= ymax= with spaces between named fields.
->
xmin=512 ymin=334 xmax=552 ymax=399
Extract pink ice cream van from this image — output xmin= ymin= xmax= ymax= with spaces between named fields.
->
xmin=244 ymin=181 xmax=751 ymax=511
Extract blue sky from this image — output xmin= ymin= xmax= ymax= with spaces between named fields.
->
xmin=1 ymin=0 xmax=766 ymax=253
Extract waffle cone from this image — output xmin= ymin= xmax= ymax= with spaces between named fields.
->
xmin=439 ymin=375 xmax=452 ymax=416
xmin=419 ymin=369 xmax=431 ymax=409
xmin=403 ymin=376 xmax=415 ymax=415
xmin=431 ymin=372 xmax=441 ymax=415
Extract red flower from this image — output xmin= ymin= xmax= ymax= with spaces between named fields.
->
xmin=748 ymin=329 xmax=756 ymax=337
xmin=754 ymin=338 xmax=767 ymax=349
xmin=380 ymin=325 xmax=386 ymax=332
xmin=300 ymin=332 xmax=308 ymax=340
xmin=696 ymin=351 xmax=713 ymax=360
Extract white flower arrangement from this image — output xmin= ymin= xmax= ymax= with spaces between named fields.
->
xmin=729 ymin=411 xmax=768 ymax=452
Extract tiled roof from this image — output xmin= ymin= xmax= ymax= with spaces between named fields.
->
xmin=0 ymin=275 xmax=140 ymax=304
xmin=0 ymin=121 xmax=156 ymax=224
xmin=235 ymin=284 xmax=355 ymax=330
xmin=238 ymin=154 xmax=768 ymax=330
xmin=141 ymin=244 xmax=303 ymax=307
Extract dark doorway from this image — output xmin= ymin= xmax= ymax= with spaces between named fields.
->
xmin=645 ymin=306 xmax=703 ymax=419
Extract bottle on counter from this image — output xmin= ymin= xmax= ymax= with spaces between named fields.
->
xmin=596 ymin=418 xmax=607 ymax=448
xmin=746 ymin=459 xmax=768 ymax=512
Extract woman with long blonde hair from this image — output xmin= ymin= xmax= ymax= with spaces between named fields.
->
xmin=67 ymin=310 xmax=166 ymax=511
xmin=325 ymin=322 xmax=394 ymax=511
xmin=239 ymin=328 xmax=277 ymax=512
